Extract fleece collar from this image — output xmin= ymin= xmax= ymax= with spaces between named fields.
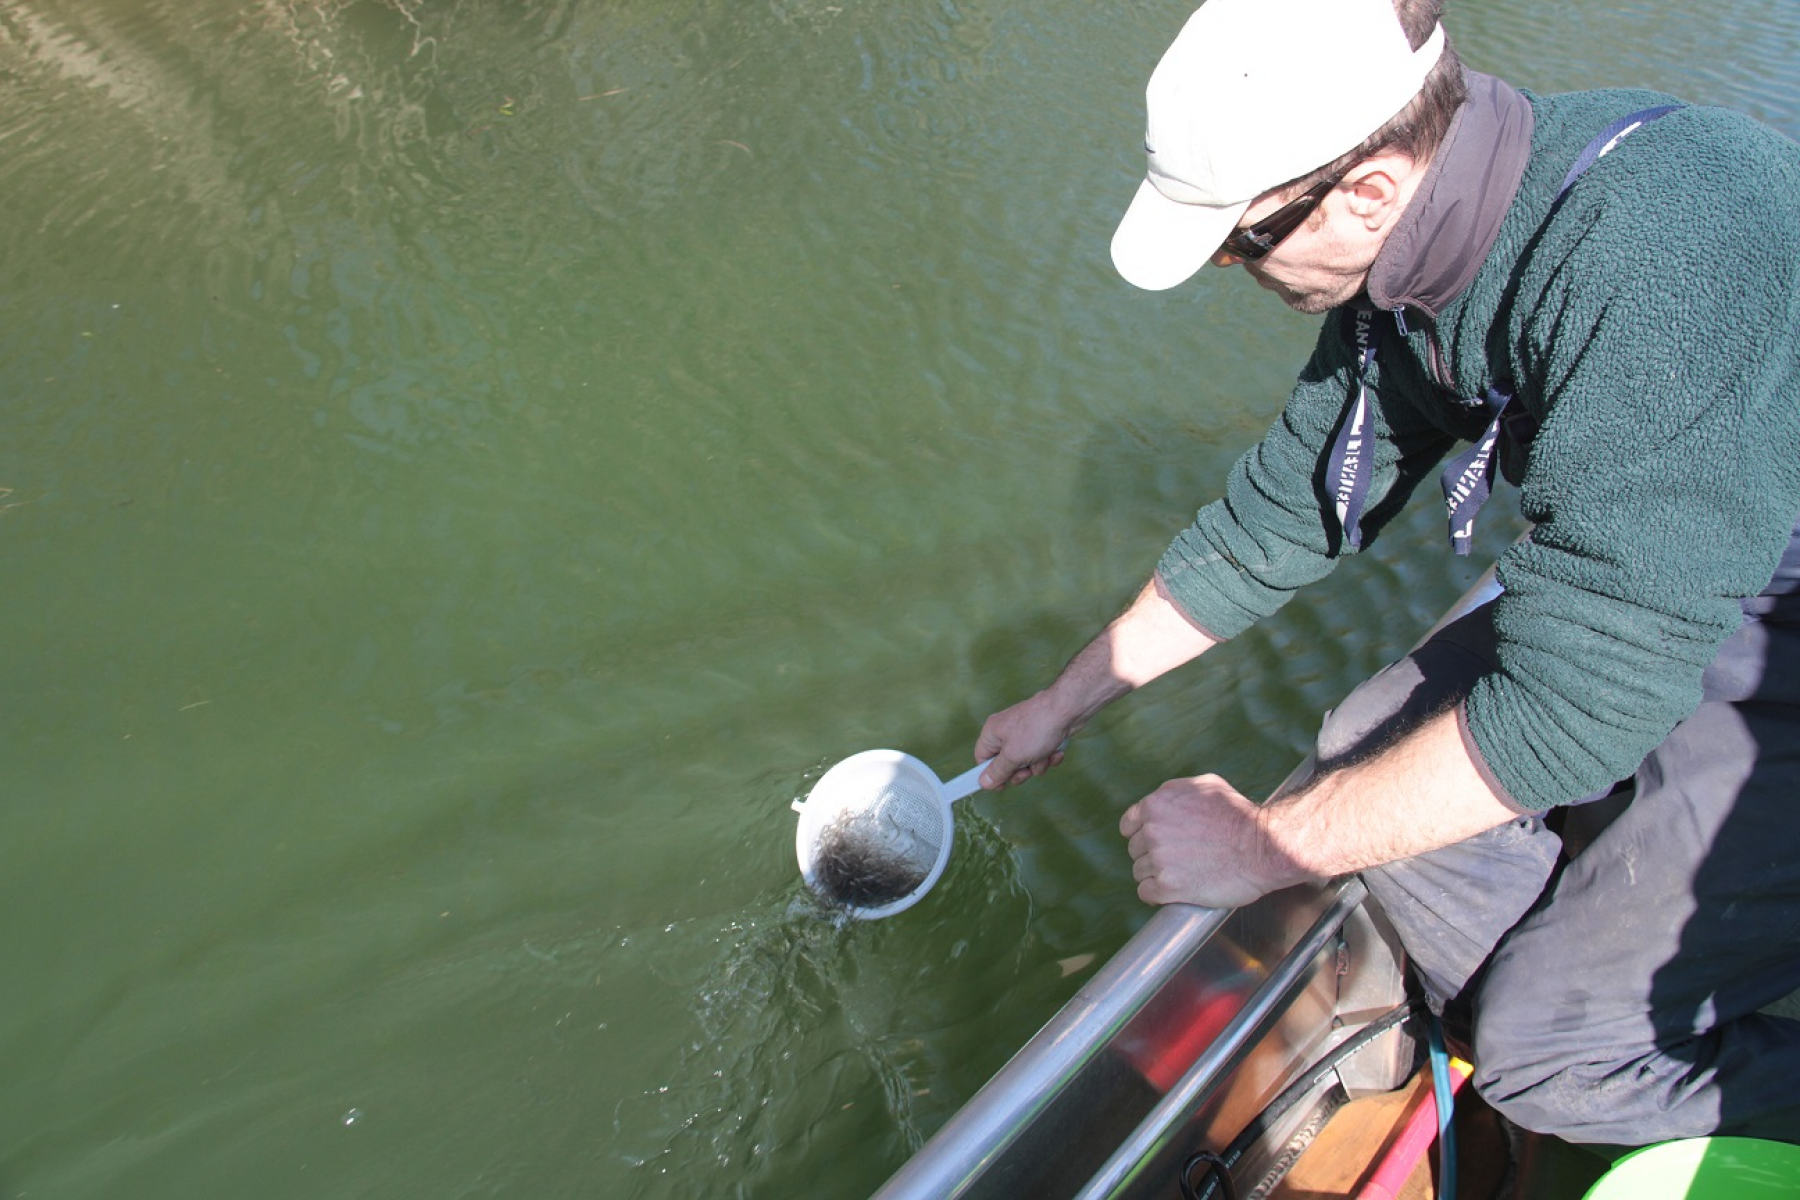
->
xmin=1366 ymin=71 xmax=1535 ymax=318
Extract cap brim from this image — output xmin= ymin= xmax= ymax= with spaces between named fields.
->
xmin=1110 ymin=177 xmax=1248 ymax=292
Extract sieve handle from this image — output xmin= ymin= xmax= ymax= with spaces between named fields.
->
xmin=941 ymin=759 xmax=994 ymax=804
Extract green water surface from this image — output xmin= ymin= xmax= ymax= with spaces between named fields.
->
xmin=2 ymin=0 xmax=1796 ymax=1196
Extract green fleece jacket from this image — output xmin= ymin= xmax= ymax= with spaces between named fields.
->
xmin=1155 ymin=86 xmax=1800 ymax=811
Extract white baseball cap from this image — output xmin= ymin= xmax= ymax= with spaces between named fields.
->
xmin=1111 ymin=0 xmax=1447 ymax=291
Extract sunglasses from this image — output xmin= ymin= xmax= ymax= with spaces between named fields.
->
xmin=1218 ymin=174 xmax=1342 ymax=262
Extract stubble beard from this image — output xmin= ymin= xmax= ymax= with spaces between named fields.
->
xmin=1283 ymin=291 xmax=1341 ymax=315
xmin=1251 ymin=269 xmax=1361 ymax=315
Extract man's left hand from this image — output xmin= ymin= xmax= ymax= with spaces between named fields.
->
xmin=1119 ymin=775 xmax=1316 ymax=909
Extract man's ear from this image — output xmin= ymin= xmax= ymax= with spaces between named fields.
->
xmin=1341 ymin=153 xmax=1420 ymax=230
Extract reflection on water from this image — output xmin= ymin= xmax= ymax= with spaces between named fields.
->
xmin=0 ymin=0 xmax=1796 ymax=1196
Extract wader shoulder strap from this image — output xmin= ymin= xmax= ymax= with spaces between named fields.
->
xmin=1330 ymin=104 xmax=1682 ymax=556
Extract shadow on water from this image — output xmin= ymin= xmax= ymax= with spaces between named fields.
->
xmin=939 ymin=389 xmax=1501 ymax=937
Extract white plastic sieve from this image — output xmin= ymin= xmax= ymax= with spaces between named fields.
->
xmin=791 ymin=750 xmax=990 ymax=920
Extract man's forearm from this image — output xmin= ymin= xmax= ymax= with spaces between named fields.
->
xmin=977 ymin=576 xmax=1220 ymax=788
xmin=1262 ymin=706 xmax=1525 ymax=881
xmin=1046 ymin=576 xmax=1221 ymax=720
xmin=1124 ymin=705 xmax=1528 ymax=909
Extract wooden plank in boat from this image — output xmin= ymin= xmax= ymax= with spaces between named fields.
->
xmin=1268 ymin=1071 xmax=1512 ymax=1200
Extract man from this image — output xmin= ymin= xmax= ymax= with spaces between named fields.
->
xmin=975 ymin=0 xmax=1800 ymax=1146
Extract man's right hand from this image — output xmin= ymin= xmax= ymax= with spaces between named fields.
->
xmin=972 ymin=576 xmax=1221 ymax=791
xmin=975 ymin=691 xmax=1083 ymax=789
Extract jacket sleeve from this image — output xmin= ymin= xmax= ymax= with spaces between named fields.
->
xmin=1463 ymin=107 xmax=1800 ymax=810
xmin=1155 ymin=312 xmax=1458 ymax=640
